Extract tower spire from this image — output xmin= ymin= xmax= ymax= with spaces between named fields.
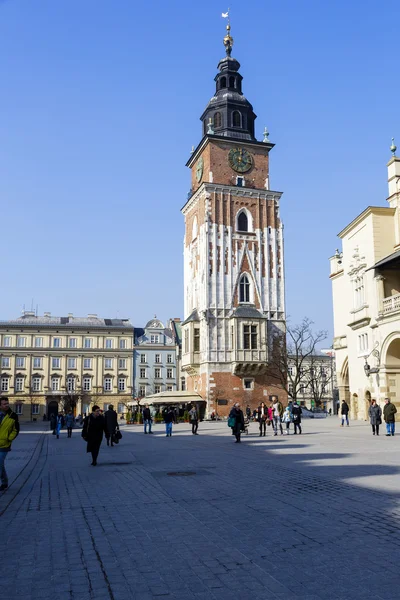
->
xmin=222 ymin=9 xmax=233 ymax=57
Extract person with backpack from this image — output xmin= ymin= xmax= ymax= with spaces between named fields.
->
xmin=292 ymin=401 xmax=302 ymax=435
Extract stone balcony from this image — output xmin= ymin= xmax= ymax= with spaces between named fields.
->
xmin=382 ymin=293 xmax=400 ymax=316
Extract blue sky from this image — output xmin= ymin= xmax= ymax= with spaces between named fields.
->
xmin=0 ymin=0 xmax=398 ymax=337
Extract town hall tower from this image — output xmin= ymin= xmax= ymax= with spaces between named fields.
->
xmin=181 ymin=24 xmax=286 ymax=415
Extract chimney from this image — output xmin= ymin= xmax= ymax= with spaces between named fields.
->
xmin=87 ymin=313 xmax=98 ymax=319
xmin=44 ymin=312 xmax=51 ymax=317
xmin=67 ymin=313 xmax=73 ymax=318
xmin=173 ymin=318 xmax=181 ymax=322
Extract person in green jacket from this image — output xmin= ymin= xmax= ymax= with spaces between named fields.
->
xmin=0 ymin=396 xmax=20 ymax=491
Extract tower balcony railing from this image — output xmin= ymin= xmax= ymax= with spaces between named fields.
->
xmin=382 ymin=293 xmax=400 ymax=315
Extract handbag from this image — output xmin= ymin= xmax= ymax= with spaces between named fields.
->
xmin=228 ymin=416 xmax=236 ymax=427
xmin=115 ymin=430 xmax=122 ymax=440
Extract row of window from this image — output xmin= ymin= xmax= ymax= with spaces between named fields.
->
xmin=184 ymin=325 xmax=259 ymax=353
xmin=139 ymin=367 xmax=175 ymax=379
xmin=287 ymin=366 xmax=328 ymax=376
xmin=138 ymin=384 xmax=174 ymax=396
xmin=1 ymin=376 xmax=127 ymax=393
xmin=139 ymin=353 xmax=174 ymax=364
xmin=1 ymin=336 xmax=129 ymax=349
xmin=218 ymin=75 xmax=239 ymax=90
xmin=288 ymin=383 xmax=327 ymax=394
xmin=212 ymin=110 xmax=242 ymax=129
xmin=1 ymin=357 xmax=128 ymax=370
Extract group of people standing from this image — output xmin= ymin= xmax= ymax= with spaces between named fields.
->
xmin=81 ymin=404 xmax=120 ymax=465
xmin=231 ymin=397 xmax=303 ymax=443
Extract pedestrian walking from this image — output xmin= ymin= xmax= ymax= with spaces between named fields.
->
xmin=0 ymin=396 xmax=20 ymax=492
xmin=164 ymin=406 xmax=175 ymax=437
xmin=81 ymin=405 xmax=108 ymax=466
xmin=65 ymin=410 xmax=74 ymax=438
xmin=257 ymin=402 xmax=268 ymax=437
xmin=50 ymin=412 xmax=56 ymax=434
xmin=189 ymin=405 xmax=199 ymax=435
xmin=56 ymin=412 xmax=65 ymax=439
xmin=143 ymin=404 xmax=153 ymax=434
xmin=368 ymin=399 xmax=382 ymax=436
xmin=383 ymin=397 xmax=397 ymax=436
xmin=229 ymin=403 xmax=245 ymax=443
xmin=340 ymin=400 xmax=350 ymax=427
xmin=292 ymin=401 xmax=302 ymax=434
xmin=272 ymin=396 xmax=284 ymax=436
xmin=104 ymin=404 xmax=118 ymax=446
xmin=246 ymin=405 xmax=251 ymax=420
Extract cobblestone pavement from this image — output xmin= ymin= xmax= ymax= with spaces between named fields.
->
xmin=2 ymin=417 xmax=400 ymax=600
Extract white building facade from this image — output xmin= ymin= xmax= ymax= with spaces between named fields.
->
xmin=330 ymin=149 xmax=400 ymax=420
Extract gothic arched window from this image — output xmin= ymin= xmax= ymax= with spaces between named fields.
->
xmin=214 ymin=112 xmax=222 ymax=128
xmin=229 ymin=76 xmax=235 ymax=88
xmin=220 ymin=76 xmax=227 ymax=89
xmin=232 ymin=111 xmax=241 ymax=127
xmin=239 ymin=274 xmax=250 ymax=303
xmin=237 ymin=211 xmax=248 ymax=232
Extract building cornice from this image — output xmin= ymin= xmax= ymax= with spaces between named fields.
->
xmin=181 ymin=182 xmax=283 ymax=214
xmin=337 ymin=206 xmax=395 ymax=239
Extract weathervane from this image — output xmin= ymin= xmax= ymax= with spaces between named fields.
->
xmin=222 ymin=8 xmax=233 ymax=56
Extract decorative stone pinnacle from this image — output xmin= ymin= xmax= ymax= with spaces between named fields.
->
xmin=263 ymin=126 xmax=270 ymax=143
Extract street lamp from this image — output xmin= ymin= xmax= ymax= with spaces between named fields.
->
xmin=363 ymin=342 xmax=380 ymax=377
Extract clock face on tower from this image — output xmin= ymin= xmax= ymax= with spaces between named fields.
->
xmin=196 ymin=156 xmax=204 ymax=182
xmin=228 ymin=147 xmax=253 ymax=173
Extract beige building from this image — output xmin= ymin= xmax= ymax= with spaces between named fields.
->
xmin=0 ymin=312 xmax=134 ymax=422
xmin=330 ymin=145 xmax=400 ymax=420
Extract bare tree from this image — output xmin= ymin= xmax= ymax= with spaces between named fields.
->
xmin=266 ymin=318 xmax=328 ymax=402
xmin=307 ymin=356 xmax=334 ymax=408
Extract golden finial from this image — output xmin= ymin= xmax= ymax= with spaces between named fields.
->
xmin=222 ymin=8 xmax=233 ymax=56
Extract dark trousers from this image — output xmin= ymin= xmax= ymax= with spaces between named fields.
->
xmin=91 ymin=443 xmax=101 ymax=464
xmin=372 ymin=424 xmax=380 ymax=435
xmin=259 ymin=420 xmax=266 ymax=435
xmin=293 ymin=422 xmax=302 ymax=434
xmin=67 ymin=427 xmax=73 ymax=438
xmin=191 ymin=420 xmax=198 ymax=434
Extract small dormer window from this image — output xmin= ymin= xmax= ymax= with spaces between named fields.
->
xmin=236 ymin=176 xmax=244 ymax=187
xmin=232 ymin=111 xmax=241 ymax=127
xmin=214 ymin=112 xmax=222 ymax=128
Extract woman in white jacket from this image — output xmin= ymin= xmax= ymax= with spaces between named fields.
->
xmin=282 ymin=407 xmax=292 ymax=435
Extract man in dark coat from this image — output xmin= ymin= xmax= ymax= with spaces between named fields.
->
xmin=82 ymin=405 xmax=108 ymax=465
xmin=257 ymin=402 xmax=268 ymax=437
xmin=383 ymin=397 xmax=397 ymax=436
xmin=292 ymin=401 xmax=302 ymax=435
xmin=189 ymin=405 xmax=199 ymax=435
xmin=104 ymin=404 xmax=118 ymax=446
xmin=341 ymin=400 xmax=350 ymax=427
xmin=164 ymin=406 xmax=175 ymax=437
xmin=229 ymin=403 xmax=245 ymax=443
xmin=143 ymin=404 xmax=153 ymax=434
